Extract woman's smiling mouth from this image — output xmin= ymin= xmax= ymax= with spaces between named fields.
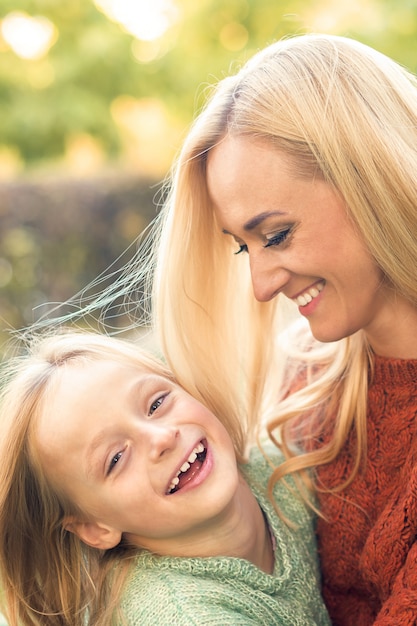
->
xmin=293 ymin=280 xmax=325 ymax=307
xmin=167 ymin=440 xmax=207 ymax=494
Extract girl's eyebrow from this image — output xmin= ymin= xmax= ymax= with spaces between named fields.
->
xmin=86 ymin=427 xmax=115 ymax=480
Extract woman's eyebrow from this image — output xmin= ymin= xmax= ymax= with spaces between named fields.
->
xmin=243 ymin=210 xmax=287 ymax=231
xmin=222 ymin=210 xmax=287 ymax=236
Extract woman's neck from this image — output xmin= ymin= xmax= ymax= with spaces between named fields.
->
xmin=365 ymin=295 xmax=417 ymax=359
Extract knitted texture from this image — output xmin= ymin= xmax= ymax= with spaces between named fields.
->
xmin=121 ymin=447 xmax=331 ymax=625
xmin=313 ymin=355 xmax=417 ymax=626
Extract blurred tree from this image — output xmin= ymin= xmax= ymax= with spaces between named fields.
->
xmin=1 ymin=0 xmax=417 ymax=178
xmin=0 ymin=172 xmax=159 ymax=344
xmin=0 ymin=1 xmax=134 ymax=169
xmin=2 ymin=0 xmax=417 ymax=351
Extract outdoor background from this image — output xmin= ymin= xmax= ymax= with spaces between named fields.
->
xmin=1 ymin=0 xmax=417 ymax=351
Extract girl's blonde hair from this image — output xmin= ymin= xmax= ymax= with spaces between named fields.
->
xmin=0 ymin=330 xmax=243 ymax=626
xmin=147 ymin=34 xmax=417 ymax=490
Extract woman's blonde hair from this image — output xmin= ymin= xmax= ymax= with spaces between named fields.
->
xmin=147 ymin=34 xmax=417 ymax=490
xmin=0 ymin=330 xmax=242 ymax=625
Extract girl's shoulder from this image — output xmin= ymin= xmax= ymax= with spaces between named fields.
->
xmin=121 ymin=555 xmax=266 ymax=625
xmin=241 ymin=442 xmax=289 ymax=480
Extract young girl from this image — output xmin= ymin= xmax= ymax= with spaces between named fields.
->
xmin=0 ymin=330 xmax=330 ymax=626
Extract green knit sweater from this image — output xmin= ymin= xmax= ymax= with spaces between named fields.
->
xmin=120 ymin=446 xmax=330 ymax=625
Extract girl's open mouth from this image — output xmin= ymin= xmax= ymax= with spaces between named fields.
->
xmin=167 ymin=440 xmax=207 ymax=494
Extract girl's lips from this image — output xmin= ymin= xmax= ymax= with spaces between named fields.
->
xmin=166 ymin=439 xmax=208 ymax=495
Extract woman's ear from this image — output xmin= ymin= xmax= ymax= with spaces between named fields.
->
xmin=64 ymin=517 xmax=122 ymax=550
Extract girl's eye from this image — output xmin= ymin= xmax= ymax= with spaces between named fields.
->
xmin=234 ymin=243 xmax=248 ymax=255
xmin=107 ymin=451 xmax=123 ymax=475
xmin=149 ymin=394 xmax=168 ymax=416
xmin=264 ymin=228 xmax=291 ymax=248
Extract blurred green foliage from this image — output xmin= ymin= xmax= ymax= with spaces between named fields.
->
xmin=1 ymin=0 xmax=417 ymax=349
xmin=1 ymin=0 xmax=417 ymax=169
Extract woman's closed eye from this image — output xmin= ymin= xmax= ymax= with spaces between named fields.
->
xmin=234 ymin=227 xmax=293 ymax=254
xmin=264 ymin=228 xmax=292 ymax=248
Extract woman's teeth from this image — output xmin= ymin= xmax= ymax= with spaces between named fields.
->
xmin=294 ymin=281 xmax=324 ymax=307
xmin=168 ymin=442 xmax=205 ymax=493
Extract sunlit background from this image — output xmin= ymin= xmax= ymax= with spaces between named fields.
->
xmin=94 ymin=0 xmax=179 ymax=42
xmin=1 ymin=0 xmax=416 ymax=181
xmin=0 ymin=0 xmax=186 ymax=179
xmin=1 ymin=0 xmax=417 ymax=345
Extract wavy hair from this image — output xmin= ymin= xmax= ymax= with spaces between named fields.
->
xmin=149 ymin=33 xmax=417 ymax=492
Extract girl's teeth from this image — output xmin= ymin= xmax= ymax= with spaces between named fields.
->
xmin=168 ymin=442 xmax=206 ymax=494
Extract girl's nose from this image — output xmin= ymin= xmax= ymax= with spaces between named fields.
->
xmin=249 ymin=254 xmax=290 ymax=302
xmin=144 ymin=423 xmax=180 ymax=461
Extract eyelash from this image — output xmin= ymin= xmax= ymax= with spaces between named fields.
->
xmin=106 ymin=391 xmax=170 ymax=475
xmin=264 ymin=228 xmax=291 ymax=248
xmin=234 ymin=228 xmax=291 ymax=255
xmin=107 ymin=451 xmax=123 ymax=475
xmin=149 ymin=393 xmax=168 ymax=416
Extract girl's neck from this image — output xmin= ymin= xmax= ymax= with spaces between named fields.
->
xmin=138 ymin=476 xmax=275 ymax=574
xmin=229 ymin=477 xmax=275 ymax=574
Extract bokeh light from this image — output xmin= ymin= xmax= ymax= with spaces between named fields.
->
xmin=94 ymin=0 xmax=179 ymax=41
xmin=1 ymin=11 xmax=57 ymax=60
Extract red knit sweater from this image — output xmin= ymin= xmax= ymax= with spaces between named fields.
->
xmin=313 ymin=355 xmax=417 ymax=625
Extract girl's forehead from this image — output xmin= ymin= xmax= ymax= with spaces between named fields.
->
xmin=32 ymin=359 xmax=176 ymax=450
xmin=50 ymin=354 xmax=164 ymax=377
xmin=45 ymin=358 xmax=174 ymax=407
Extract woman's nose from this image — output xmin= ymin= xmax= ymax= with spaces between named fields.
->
xmin=249 ymin=253 xmax=290 ymax=302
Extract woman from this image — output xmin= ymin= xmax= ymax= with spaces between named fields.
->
xmin=145 ymin=34 xmax=417 ymax=625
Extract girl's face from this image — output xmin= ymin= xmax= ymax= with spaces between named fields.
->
xmin=207 ymin=135 xmax=406 ymax=351
xmin=35 ymin=358 xmax=239 ymax=553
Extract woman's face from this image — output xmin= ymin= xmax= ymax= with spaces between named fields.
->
xmin=207 ymin=135 xmax=397 ymax=347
